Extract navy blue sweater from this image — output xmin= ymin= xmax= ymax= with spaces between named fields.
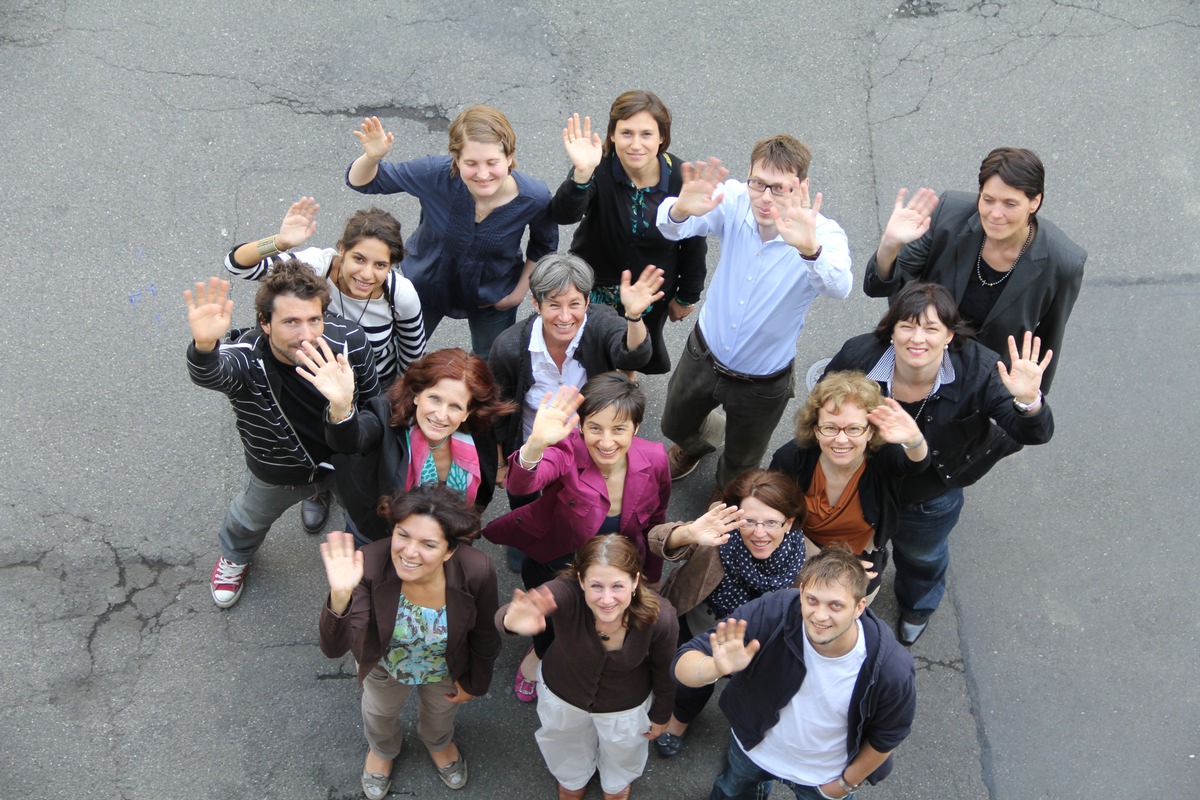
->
xmin=675 ymin=590 xmax=916 ymax=786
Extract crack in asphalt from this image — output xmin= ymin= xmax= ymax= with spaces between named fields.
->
xmin=912 ymin=654 xmax=967 ymax=673
xmin=86 ymin=56 xmax=450 ymax=129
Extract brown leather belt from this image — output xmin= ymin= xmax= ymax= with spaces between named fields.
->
xmin=693 ymin=327 xmax=793 ymax=383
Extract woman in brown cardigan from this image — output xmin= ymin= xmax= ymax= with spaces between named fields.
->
xmin=319 ymin=484 xmax=500 ymax=798
xmin=647 ymin=470 xmax=806 ymax=758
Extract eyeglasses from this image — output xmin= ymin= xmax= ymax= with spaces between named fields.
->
xmin=746 ymin=177 xmax=792 ymax=197
xmin=739 ymin=519 xmax=785 ymax=532
xmin=815 ymin=424 xmax=869 ymax=438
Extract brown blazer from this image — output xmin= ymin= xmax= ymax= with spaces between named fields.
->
xmin=649 ymin=524 xmax=807 ymax=618
xmin=318 ymin=539 xmax=501 ymax=696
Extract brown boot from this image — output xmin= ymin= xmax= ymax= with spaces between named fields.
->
xmin=602 ymin=787 xmax=630 ymax=800
xmin=558 ymin=784 xmax=586 ymax=800
xmin=667 ymin=445 xmax=702 ymax=481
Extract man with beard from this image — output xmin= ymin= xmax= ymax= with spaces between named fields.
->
xmin=185 ymin=262 xmax=379 ymax=608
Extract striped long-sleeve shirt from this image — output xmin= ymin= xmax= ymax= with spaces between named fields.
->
xmin=187 ymin=317 xmax=380 ymax=485
xmin=224 ymin=245 xmax=425 ymax=381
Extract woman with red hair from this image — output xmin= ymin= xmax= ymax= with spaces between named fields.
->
xmin=297 ymin=345 xmax=516 ymax=542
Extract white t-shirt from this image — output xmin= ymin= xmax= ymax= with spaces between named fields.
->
xmin=739 ymin=619 xmax=867 ymax=785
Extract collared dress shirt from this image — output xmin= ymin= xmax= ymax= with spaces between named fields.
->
xmin=522 ymin=315 xmax=590 ymax=439
xmin=657 ymin=179 xmax=852 ymax=376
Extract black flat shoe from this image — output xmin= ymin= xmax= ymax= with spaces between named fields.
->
xmin=897 ymin=615 xmax=929 ymax=647
xmin=655 ymin=732 xmax=685 ymax=758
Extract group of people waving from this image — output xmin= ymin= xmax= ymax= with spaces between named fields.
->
xmin=185 ymin=87 xmax=1083 ymax=799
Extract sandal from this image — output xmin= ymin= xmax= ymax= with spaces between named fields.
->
xmin=513 ymin=646 xmax=538 ymax=703
xmin=434 ymin=752 xmax=468 ymax=790
xmin=360 ymin=770 xmax=391 ymax=800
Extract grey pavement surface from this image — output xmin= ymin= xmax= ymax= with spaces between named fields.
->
xmin=1 ymin=1 xmax=1197 ymax=798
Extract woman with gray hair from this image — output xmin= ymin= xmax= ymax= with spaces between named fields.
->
xmin=488 ymin=252 xmax=664 ymax=495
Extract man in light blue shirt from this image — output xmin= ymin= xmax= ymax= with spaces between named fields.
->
xmin=657 ymin=135 xmax=852 ymax=486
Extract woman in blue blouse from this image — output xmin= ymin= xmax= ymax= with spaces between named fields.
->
xmin=347 ymin=106 xmax=559 ymax=357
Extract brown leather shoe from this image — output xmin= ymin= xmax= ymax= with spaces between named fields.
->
xmin=667 ymin=445 xmax=702 ymax=481
xmin=558 ymin=784 xmax=586 ymax=800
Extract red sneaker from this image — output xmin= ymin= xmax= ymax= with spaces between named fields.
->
xmin=210 ymin=556 xmax=247 ymax=608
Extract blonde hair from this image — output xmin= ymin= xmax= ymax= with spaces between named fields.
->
xmin=795 ymin=371 xmax=885 ymax=451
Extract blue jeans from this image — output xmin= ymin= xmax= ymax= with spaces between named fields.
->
xmin=423 ymin=304 xmax=517 ymax=357
xmin=709 ymin=736 xmax=854 ymax=800
xmin=892 ymin=487 xmax=965 ymax=619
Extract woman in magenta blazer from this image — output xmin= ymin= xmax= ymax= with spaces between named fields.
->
xmin=481 ymin=372 xmax=670 ymax=703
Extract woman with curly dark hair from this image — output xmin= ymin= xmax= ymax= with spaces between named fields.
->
xmin=319 ymin=484 xmax=500 ymax=796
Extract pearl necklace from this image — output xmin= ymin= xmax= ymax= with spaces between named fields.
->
xmin=976 ymin=223 xmax=1034 ymax=288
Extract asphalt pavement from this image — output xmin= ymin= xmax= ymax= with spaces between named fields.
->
xmin=1 ymin=1 xmax=1196 ymax=798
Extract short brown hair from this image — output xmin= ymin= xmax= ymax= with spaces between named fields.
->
xmin=578 ymin=372 xmax=645 ymax=429
xmin=797 ymin=542 xmax=869 ymax=602
xmin=713 ymin=470 xmax=805 ymax=528
xmin=605 ymin=89 xmax=671 ymax=157
xmin=387 ymin=348 xmax=516 ymax=436
xmin=978 ymin=147 xmax=1045 ymax=218
xmin=254 ymin=259 xmax=330 ymax=327
xmin=749 ymin=134 xmax=812 ymax=180
xmin=338 ymin=207 xmax=405 ymax=265
xmin=567 ymin=534 xmax=660 ymax=631
xmin=795 ymin=371 xmax=885 ymax=451
xmin=447 ymin=104 xmax=517 ymax=177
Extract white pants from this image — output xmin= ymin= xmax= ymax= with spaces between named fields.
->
xmin=534 ymin=665 xmax=652 ymax=794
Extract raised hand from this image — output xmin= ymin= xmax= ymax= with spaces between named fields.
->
xmin=619 ymin=265 xmax=666 ymax=319
xmin=295 ymin=339 xmax=356 ymax=414
xmin=881 ymin=187 xmax=939 ymax=250
xmin=353 ymin=116 xmax=396 ymax=161
xmin=276 ymin=196 xmax=320 ymax=250
xmin=672 ymin=158 xmax=729 ymax=219
xmin=562 ymin=113 xmax=603 ymax=180
xmin=526 ymin=385 xmax=585 ymax=451
xmin=502 ymin=585 xmax=558 ymax=635
xmin=866 ymin=398 xmax=923 ymax=447
xmin=769 ymin=176 xmax=822 ymax=254
xmin=320 ymin=530 xmax=364 ymax=614
xmin=998 ymin=332 xmax=1052 ymax=407
xmin=184 ymin=277 xmax=234 ymax=351
xmin=709 ymin=618 xmax=761 ymax=677
xmin=681 ymin=502 xmax=744 ymax=548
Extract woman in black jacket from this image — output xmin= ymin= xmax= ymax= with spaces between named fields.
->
xmin=826 ymin=282 xmax=1054 ymax=645
xmin=298 ymin=345 xmax=515 ymax=542
xmin=551 ymin=90 xmax=707 ymax=374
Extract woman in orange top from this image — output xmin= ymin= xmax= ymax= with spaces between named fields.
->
xmin=769 ymin=371 xmax=929 ymax=597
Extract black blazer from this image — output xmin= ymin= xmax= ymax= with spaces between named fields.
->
xmin=326 ymin=394 xmax=499 ymax=541
xmin=863 ymin=191 xmax=1085 ymax=392
xmin=826 ymin=333 xmax=1055 ymax=503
